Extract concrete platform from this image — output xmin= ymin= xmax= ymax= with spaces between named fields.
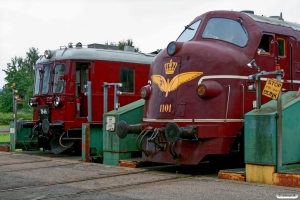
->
xmin=0 ymin=151 xmax=299 ymax=200
xmin=218 ymin=168 xmax=245 ymax=181
xmin=218 ymin=165 xmax=300 ymax=188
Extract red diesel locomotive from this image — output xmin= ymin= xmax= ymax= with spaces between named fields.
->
xmin=117 ymin=10 xmax=300 ymax=165
xmin=18 ymin=43 xmax=154 ymax=153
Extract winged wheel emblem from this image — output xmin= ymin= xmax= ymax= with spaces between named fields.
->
xmin=151 ymin=72 xmax=203 ymax=97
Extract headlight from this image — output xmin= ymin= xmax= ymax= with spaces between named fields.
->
xmin=44 ymin=50 xmax=52 ymax=59
xmin=44 ymin=50 xmax=56 ymax=59
xmin=28 ymin=98 xmax=38 ymax=107
xmin=167 ymin=42 xmax=177 ymax=56
xmin=166 ymin=41 xmax=184 ymax=56
xmin=54 ymin=96 xmax=62 ymax=107
xmin=196 ymin=81 xmax=223 ymax=99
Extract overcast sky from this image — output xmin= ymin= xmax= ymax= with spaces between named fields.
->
xmin=0 ymin=0 xmax=299 ymax=88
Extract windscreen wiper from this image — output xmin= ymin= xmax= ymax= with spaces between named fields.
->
xmin=184 ymin=25 xmax=194 ymax=30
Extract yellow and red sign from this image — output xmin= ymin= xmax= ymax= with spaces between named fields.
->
xmin=262 ymin=78 xmax=283 ymax=100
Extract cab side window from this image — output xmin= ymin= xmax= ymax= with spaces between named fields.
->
xmin=120 ymin=67 xmax=134 ymax=93
xmin=76 ymin=63 xmax=89 ymax=96
xmin=258 ymin=35 xmax=271 ymax=55
xmin=277 ymin=38 xmax=285 ymax=57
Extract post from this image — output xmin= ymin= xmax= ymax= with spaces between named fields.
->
xmin=103 ymin=82 xmax=122 ymax=115
xmin=11 ymin=84 xmax=17 ymax=143
xmin=276 ymin=72 xmax=282 ymax=168
xmin=87 ymin=81 xmax=92 ymax=123
xmin=114 ymin=83 xmax=122 ymax=110
xmin=103 ymin=82 xmax=108 ymax=114
xmin=255 ymin=77 xmax=261 ymax=109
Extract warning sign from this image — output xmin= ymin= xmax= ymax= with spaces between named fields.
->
xmin=262 ymin=78 xmax=283 ymax=100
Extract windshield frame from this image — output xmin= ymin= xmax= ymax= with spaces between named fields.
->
xmin=33 ymin=67 xmax=41 ymax=95
xmin=176 ymin=20 xmax=201 ymax=42
xmin=41 ymin=65 xmax=51 ymax=94
xmin=53 ymin=64 xmax=66 ymax=94
xmin=202 ymin=17 xmax=249 ymax=47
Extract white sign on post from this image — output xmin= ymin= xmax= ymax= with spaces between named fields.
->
xmin=106 ymin=116 xmax=116 ymax=131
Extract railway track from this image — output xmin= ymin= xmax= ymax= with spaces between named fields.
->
xmin=0 ymin=151 xmax=191 ymax=200
xmin=0 ymin=151 xmax=298 ymax=200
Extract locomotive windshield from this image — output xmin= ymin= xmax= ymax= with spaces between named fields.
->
xmin=177 ymin=20 xmax=201 ymax=42
xmin=53 ymin=64 xmax=66 ymax=93
xmin=34 ymin=68 xmax=41 ymax=95
xmin=42 ymin=65 xmax=51 ymax=94
xmin=202 ymin=18 xmax=249 ymax=47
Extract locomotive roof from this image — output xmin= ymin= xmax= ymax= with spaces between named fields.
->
xmin=194 ymin=10 xmax=300 ymax=42
xmin=36 ymin=47 xmax=155 ymax=64
xmin=243 ymin=12 xmax=300 ymax=31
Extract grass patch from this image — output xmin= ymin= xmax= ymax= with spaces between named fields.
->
xmin=0 ymin=111 xmax=32 ymax=125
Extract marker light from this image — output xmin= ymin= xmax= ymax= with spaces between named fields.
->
xmin=196 ymin=81 xmax=223 ymax=99
xmin=140 ymin=85 xmax=151 ymax=100
xmin=197 ymin=85 xmax=206 ymax=96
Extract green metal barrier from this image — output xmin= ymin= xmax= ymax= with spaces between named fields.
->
xmin=10 ymin=121 xmax=37 ymax=151
xmin=82 ymin=123 xmax=103 ymax=162
xmin=245 ymin=91 xmax=300 ymax=171
xmin=103 ymin=99 xmax=144 ymax=166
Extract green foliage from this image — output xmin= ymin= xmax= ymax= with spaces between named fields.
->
xmin=0 ymin=47 xmax=39 ymax=113
xmin=105 ymin=39 xmax=140 ymax=52
xmin=0 ymin=111 xmax=32 ymax=125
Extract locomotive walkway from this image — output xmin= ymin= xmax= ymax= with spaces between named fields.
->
xmin=0 ymin=151 xmax=299 ymax=200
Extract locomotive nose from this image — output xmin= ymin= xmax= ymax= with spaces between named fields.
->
xmin=165 ymin=122 xmax=197 ymax=142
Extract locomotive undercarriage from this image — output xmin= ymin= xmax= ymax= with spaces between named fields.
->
xmin=117 ymin=120 xmax=244 ymax=165
xmin=17 ymin=119 xmax=81 ymax=154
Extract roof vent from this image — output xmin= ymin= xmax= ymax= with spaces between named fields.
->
xmin=269 ymin=12 xmax=284 ymax=21
xmin=87 ymin=43 xmax=119 ymax=50
xmin=124 ymin=45 xmax=135 ymax=52
xmin=241 ymin=10 xmax=254 ymax=14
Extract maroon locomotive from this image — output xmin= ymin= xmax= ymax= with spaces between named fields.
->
xmin=18 ymin=43 xmax=154 ymax=153
xmin=117 ymin=10 xmax=300 ymax=165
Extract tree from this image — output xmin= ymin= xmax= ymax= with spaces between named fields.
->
xmin=105 ymin=39 xmax=140 ymax=52
xmin=0 ymin=47 xmax=39 ymax=113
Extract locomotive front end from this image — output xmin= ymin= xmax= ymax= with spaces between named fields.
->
xmin=17 ymin=42 xmax=154 ymax=155
xmin=17 ymin=46 xmax=80 ymax=153
xmin=117 ymin=11 xmax=255 ymax=165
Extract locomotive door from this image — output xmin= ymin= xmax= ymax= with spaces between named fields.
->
xmin=275 ymin=35 xmax=291 ymax=91
xmin=75 ymin=62 xmax=91 ymax=117
xmin=289 ymin=38 xmax=298 ymax=90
